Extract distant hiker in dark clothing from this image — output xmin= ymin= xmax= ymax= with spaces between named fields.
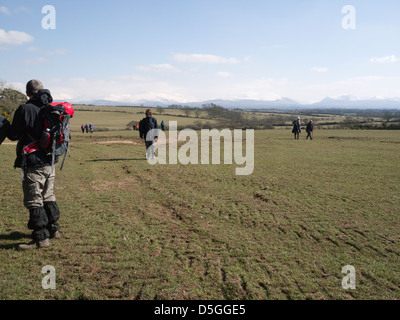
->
xmin=161 ymin=120 xmax=165 ymax=131
xmin=89 ymin=123 xmax=94 ymax=134
xmin=81 ymin=124 xmax=85 ymax=134
xmin=292 ymin=117 xmax=301 ymax=140
xmin=139 ymin=109 xmax=158 ymax=160
xmin=0 ymin=114 xmax=11 ymax=145
xmin=85 ymin=123 xmax=89 ymax=133
xmin=7 ymin=80 xmax=61 ymax=250
xmin=306 ymin=120 xmax=314 ymax=140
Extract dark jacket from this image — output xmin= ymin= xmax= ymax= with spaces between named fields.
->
xmin=8 ymin=89 xmax=56 ymax=168
xmin=292 ymin=120 xmax=301 ymax=134
xmin=306 ymin=123 xmax=314 ymax=133
xmin=139 ymin=116 xmax=158 ymax=139
xmin=0 ymin=114 xmax=11 ymax=145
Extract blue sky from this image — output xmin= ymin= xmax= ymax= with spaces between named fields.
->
xmin=1 ymin=0 xmax=400 ymax=103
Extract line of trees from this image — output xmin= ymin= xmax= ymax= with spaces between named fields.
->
xmin=337 ymin=116 xmax=400 ymax=130
xmin=183 ymin=104 xmax=296 ymax=130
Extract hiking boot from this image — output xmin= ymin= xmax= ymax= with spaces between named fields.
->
xmin=38 ymin=238 xmax=51 ymax=248
xmin=18 ymin=238 xmax=51 ymax=251
xmin=50 ymin=231 xmax=60 ymax=239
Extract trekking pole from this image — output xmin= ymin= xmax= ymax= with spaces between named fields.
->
xmin=60 ymin=142 xmax=69 ymax=171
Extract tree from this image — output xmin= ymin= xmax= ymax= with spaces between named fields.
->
xmin=194 ymin=108 xmax=202 ymax=118
xmin=342 ymin=117 xmax=360 ymax=129
xmin=0 ymin=80 xmax=27 ymax=119
xmin=202 ymin=103 xmax=225 ymax=119
xmin=183 ymin=107 xmax=192 ymax=117
xmin=382 ymin=111 xmax=393 ymax=122
xmin=156 ymin=106 xmax=165 ymax=115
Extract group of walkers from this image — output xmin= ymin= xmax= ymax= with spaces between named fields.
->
xmin=81 ymin=123 xmax=94 ymax=134
xmin=292 ymin=117 xmax=315 ymax=140
xmin=1 ymin=79 xmax=319 ymax=251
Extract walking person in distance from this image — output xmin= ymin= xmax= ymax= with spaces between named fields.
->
xmin=139 ymin=109 xmax=159 ymax=160
xmin=306 ymin=120 xmax=314 ymax=140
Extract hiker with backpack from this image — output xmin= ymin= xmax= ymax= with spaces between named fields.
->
xmin=7 ymin=80 xmax=74 ymax=250
xmin=292 ymin=117 xmax=301 ymax=140
xmin=139 ymin=109 xmax=158 ymax=160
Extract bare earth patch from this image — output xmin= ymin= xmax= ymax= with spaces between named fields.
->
xmin=95 ymin=140 xmax=141 ymax=146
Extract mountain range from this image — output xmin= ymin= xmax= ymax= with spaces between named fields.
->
xmin=73 ymin=96 xmax=400 ymax=110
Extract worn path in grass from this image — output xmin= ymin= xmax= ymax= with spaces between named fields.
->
xmin=0 ymin=130 xmax=399 ymax=300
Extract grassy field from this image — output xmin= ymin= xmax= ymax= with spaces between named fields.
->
xmin=72 ymin=105 xmax=216 ymax=132
xmin=0 ymin=110 xmax=399 ymax=300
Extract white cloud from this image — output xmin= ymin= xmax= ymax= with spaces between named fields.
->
xmin=8 ymin=82 xmax=25 ymax=92
xmin=113 ymin=74 xmax=151 ymax=81
xmin=299 ymin=75 xmax=400 ymax=103
xmin=48 ymin=49 xmax=68 ymax=55
xmin=336 ymin=75 xmax=400 ymax=86
xmin=0 ymin=29 xmax=34 ymax=45
xmin=42 ymin=75 xmax=292 ymax=103
xmin=0 ymin=6 xmax=11 ymax=15
xmin=216 ymin=71 xmax=231 ymax=77
xmin=54 ymin=93 xmax=74 ymax=101
xmin=28 ymin=46 xmax=40 ymax=52
xmin=370 ymin=55 xmax=400 ymax=63
xmin=23 ymin=57 xmax=48 ymax=64
xmin=227 ymin=78 xmax=288 ymax=100
xmin=46 ymin=77 xmax=189 ymax=103
xmin=15 ymin=6 xmax=30 ymax=13
xmin=33 ymin=71 xmax=400 ymax=106
xmin=186 ymin=77 xmax=289 ymax=101
xmin=135 ymin=63 xmax=180 ymax=72
xmin=173 ymin=53 xmax=240 ymax=64
xmin=311 ymin=67 xmax=328 ymax=73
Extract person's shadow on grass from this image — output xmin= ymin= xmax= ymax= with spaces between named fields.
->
xmin=86 ymin=158 xmax=145 ymax=162
xmin=0 ymin=232 xmax=30 ymax=250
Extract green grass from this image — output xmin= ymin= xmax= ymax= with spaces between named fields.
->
xmin=0 ymin=118 xmax=399 ymax=300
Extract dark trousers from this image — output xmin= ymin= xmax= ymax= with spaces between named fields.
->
xmin=145 ymin=140 xmax=153 ymax=149
xmin=28 ymin=202 xmax=60 ymax=241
